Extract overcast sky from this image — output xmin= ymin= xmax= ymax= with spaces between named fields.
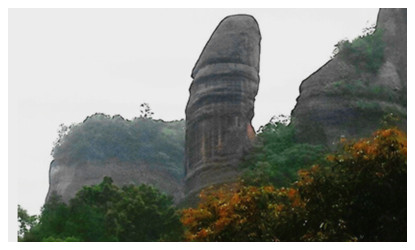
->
xmin=9 ymin=8 xmax=379 ymax=216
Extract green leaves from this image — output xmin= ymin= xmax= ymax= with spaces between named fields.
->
xmin=108 ymin=184 xmax=183 ymax=241
xmin=335 ymin=29 xmax=385 ymax=74
xmin=241 ymin=117 xmax=327 ymax=187
xmin=51 ymin=114 xmax=185 ymax=179
xmin=209 ymin=128 xmax=407 ymax=242
xmin=17 ymin=205 xmax=38 ymax=241
xmin=296 ymin=128 xmax=407 ymax=241
xmin=20 ymin=177 xmax=183 ymax=242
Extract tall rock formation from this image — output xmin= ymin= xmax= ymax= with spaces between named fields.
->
xmin=185 ymin=15 xmax=261 ymax=197
xmin=291 ymin=8 xmax=406 ymax=148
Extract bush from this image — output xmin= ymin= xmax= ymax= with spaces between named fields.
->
xmin=334 ymin=29 xmax=385 ymax=74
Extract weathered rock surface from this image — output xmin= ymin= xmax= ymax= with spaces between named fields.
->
xmin=46 ymin=115 xmax=185 ymax=203
xmin=185 ymin=15 xmax=261 ymax=197
xmin=46 ymin=159 xmax=184 ymax=203
xmin=291 ymin=8 xmax=406 ymax=148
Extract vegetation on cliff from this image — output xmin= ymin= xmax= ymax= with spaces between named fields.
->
xmin=327 ymin=27 xmax=402 ymax=112
xmin=51 ymin=113 xmax=185 ymax=179
xmin=334 ymin=26 xmax=384 ymax=74
xmin=291 ymin=10 xmax=406 ymax=150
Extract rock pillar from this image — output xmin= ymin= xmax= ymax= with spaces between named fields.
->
xmin=185 ymin=14 xmax=261 ymax=197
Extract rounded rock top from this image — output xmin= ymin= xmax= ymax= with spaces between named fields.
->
xmin=192 ymin=14 xmax=261 ymax=78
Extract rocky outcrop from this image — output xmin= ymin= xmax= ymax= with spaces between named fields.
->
xmin=185 ymin=15 xmax=261 ymax=197
xmin=46 ymin=159 xmax=184 ymax=203
xmin=291 ymin=8 xmax=406 ymax=148
xmin=46 ymin=115 xmax=185 ymax=203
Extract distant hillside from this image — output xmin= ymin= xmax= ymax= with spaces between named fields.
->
xmin=46 ymin=113 xmax=185 ymax=203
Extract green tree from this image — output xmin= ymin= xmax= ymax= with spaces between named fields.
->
xmin=107 ymin=184 xmax=183 ymax=241
xmin=20 ymin=177 xmax=183 ymax=242
xmin=17 ymin=205 xmax=38 ymax=241
xmin=41 ymin=236 xmax=81 ymax=242
xmin=22 ymin=194 xmax=71 ymax=242
xmin=241 ymin=115 xmax=327 ymax=187
xmin=139 ymin=102 xmax=154 ymax=118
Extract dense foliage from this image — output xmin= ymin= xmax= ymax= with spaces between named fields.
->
xmin=334 ymin=28 xmax=385 ymax=73
xmin=324 ymin=79 xmax=402 ymax=107
xmin=20 ymin=127 xmax=406 ymax=241
xmin=182 ymin=128 xmax=407 ymax=241
xmin=181 ymin=184 xmax=304 ymax=241
xmin=19 ymin=177 xmax=183 ymax=242
xmin=300 ymin=128 xmax=407 ymax=241
xmin=52 ymin=114 xmax=185 ymax=179
xmin=241 ymin=115 xmax=327 ymax=187
xmin=17 ymin=205 xmax=38 ymax=241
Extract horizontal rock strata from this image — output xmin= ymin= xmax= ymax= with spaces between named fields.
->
xmin=185 ymin=14 xmax=261 ymax=197
xmin=46 ymin=159 xmax=184 ymax=203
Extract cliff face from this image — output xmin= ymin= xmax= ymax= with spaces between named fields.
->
xmin=291 ymin=8 xmax=406 ymax=148
xmin=46 ymin=115 xmax=185 ymax=203
xmin=47 ymin=159 xmax=184 ymax=203
xmin=185 ymin=15 xmax=261 ymax=197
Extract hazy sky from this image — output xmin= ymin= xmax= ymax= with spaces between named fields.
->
xmin=9 ymin=8 xmax=379 ymax=216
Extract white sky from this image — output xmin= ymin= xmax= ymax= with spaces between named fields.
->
xmin=9 ymin=8 xmax=380 ymax=217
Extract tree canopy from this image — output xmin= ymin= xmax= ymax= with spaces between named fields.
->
xmin=182 ymin=128 xmax=407 ymax=241
xmin=241 ymin=115 xmax=327 ymax=187
xmin=20 ymin=177 xmax=183 ymax=242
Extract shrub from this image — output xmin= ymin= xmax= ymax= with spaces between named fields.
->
xmin=334 ymin=29 xmax=385 ymax=73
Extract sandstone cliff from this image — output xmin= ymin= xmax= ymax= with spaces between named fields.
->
xmin=185 ymin=14 xmax=261 ymax=197
xmin=46 ymin=114 xmax=185 ymax=203
xmin=291 ymin=8 xmax=406 ymax=148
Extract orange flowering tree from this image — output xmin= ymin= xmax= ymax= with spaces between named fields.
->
xmin=181 ymin=128 xmax=407 ymax=242
xmin=181 ymin=183 xmax=306 ymax=241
